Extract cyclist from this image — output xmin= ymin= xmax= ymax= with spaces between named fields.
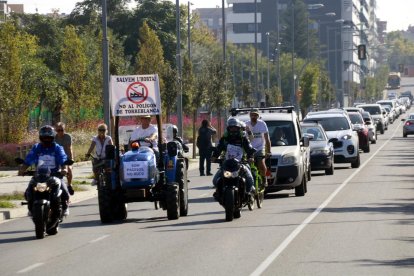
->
xmin=85 ymin=123 xmax=113 ymax=185
xmin=245 ymin=109 xmax=271 ymax=186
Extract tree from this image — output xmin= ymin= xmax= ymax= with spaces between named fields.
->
xmin=0 ymin=22 xmax=38 ymax=142
xmin=281 ymin=0 xmax=309 ymax=59
xmin=135 ymin=20 xmax=168 ymax=117
xmin=161 ymin=64 xmax=178 ymax=120
xmin=206 ymin=60 xmax=233 ymax=137
xmin=300 ymin=63 xmax=320 ymax=114
xmin=239 ymin=80 xmax=255 ymax=107
xmin=61 ymin=25 xmax=87 ymax=124
xmin=135 ymin=21 xmax=166 ymax=76
xmin=125 ymin=0 xmax=182 ymax=66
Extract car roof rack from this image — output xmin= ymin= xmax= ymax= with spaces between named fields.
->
xmin=229 ymin=106 xmax=294 ymax=116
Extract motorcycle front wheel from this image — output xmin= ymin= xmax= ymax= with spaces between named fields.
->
xmin=33 ymin=205 xmax=46 ymax=239
xmin=224 ymin=188 xmax=234 ymax=222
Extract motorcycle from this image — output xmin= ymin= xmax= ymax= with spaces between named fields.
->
xmin=16 ymin=158 xmax=73 ymax=239
xmin=215 ymin=158 xmax=253 ymax=221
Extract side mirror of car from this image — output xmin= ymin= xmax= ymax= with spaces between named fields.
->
xmin=300 ymin=136 xmax=310 ymax=147
xmin=401 ymin=118 xmax=406 ymax=122
xmin=303 ymin=133 xmax=314 ymax=140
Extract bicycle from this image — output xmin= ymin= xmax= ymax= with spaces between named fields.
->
xmin=250 ymin=160 xmax=265 ymax=209
xmin=85 ymin=153 xmax=107 ymax=188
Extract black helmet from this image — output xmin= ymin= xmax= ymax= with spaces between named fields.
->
xmin=227 ymin=117 xmax=241 ymax=130
xmin=39 ymin=125 xmax=55 ymax=143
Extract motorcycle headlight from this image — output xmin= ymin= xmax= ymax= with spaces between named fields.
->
xmin=341 ymin=134 xmax=352 ymax=140
xmin=281 ymin=154 xmax=297 ymax=165
xmin=223 ymin=170 xmax=239 ymax=178
xmin=311 ymin=148 xmax=330 ymax=155
xmin=35 ymin=183 xmax=48 ymax=192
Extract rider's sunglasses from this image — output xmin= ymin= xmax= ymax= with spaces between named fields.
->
xmin=98 ymin=129 xmax=106 ymax=132
xmin=56 ymin=129 xmax=64 ymax=132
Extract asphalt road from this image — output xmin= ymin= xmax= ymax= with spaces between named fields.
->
xmin=0 ymin=109 xmax=413 ymax=276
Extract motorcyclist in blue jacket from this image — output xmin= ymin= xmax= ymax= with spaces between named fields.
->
xmin=211 ymin=118 xmax=256 ymax=201
xmin=18 ymin=125 xmax=71 ymax=216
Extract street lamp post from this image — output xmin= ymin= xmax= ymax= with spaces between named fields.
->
xmin=187 ymin=1 xmax=193 ymax=61
xmin=291 ymin=2 xmax=295 ymax=108
xmin=222 ymin=0 xmax=226 ymax=63
xmin=276 ymin=0 xmax=281 ymax=93
xmin=254 ymin=0 xmax=259 ymax=106
xmin=306 ymin=4 xmax=324 ymax=60
xmin=101 ymin=0 xmax=111 ymax=134
xmin=266 ymin=32 xmax=270 ymax=95
xmin=176 ymin=0 xmax=183 ymax=137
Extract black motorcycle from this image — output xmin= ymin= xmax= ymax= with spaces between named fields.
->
xmin=215 ymin=158 xmax=254 ymax=221
xmin=16 ymin=158 xmax=73 ymax=239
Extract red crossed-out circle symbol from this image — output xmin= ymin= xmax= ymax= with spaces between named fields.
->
xmin=126 ymin=82 xmax=148 ymax=104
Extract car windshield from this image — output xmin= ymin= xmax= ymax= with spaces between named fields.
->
xmin=266 ymin=121 xmax=297 ymax=146
xmin=304 ymin=117 xmax=350 ymax=131
xmin=348 ymin=113 xmax=364 ymax=124
xmin=360 ymin=106 xmax=381 ymax=115
xmin=302 ymin=126 xmax=326 ymax=141
xmin=409 ymin=114 xmax=414 ymax=119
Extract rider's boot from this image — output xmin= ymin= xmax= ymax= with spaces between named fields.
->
xmin=213 ymin=187 xmax=220 ymax=202
xmin=62 ymin=201 xmax=69 ymax=217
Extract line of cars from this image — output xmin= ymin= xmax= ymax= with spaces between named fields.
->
xmin=231 ymin=99 xmax=411 ymax=199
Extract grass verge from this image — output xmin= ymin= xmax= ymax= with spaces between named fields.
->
xmin=0 ymin=200 xmax=16 ymax=208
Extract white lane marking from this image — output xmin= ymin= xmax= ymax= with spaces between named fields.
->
xmin=89 ymin=234 xmax=110 ymax=244
xmin=198 ymin=193 xmax=208 ymax=198
xmin=250 ymin=121 xmax=402 ymax=276
xmin=17 ymin=263 xmax=44 ymax=274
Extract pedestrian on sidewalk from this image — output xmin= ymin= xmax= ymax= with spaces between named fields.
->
xmin=197 ymin=119 xmax=216 ymax=176
xmin=85 ymin=123 xmax=113 ymax=185
xmin=55 ymin=122 xmax=74 ymax=195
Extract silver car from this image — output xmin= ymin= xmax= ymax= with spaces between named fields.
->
xmin=402 ymin=118 xmax=414 ymax=137
xmin=362 ymin=111 xmax=377 ymax=144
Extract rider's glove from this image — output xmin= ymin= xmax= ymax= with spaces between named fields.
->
xmin=85 ymin=153 xmax=91 ymax=158
xmin=248 ymin=157 xmax=254 ymax=164
xmin=68 ymin=185 xmax=75 ymax=196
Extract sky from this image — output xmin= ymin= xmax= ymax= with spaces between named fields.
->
xmin=7 ymin=0 xmax=413 ymax=32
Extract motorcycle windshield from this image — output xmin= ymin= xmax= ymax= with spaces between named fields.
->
xmin=35 ymin=162 xmax=51 ymax=183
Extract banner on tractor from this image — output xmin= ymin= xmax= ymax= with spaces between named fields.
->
xmin=110 ymin=74 xmax=162 ymax=117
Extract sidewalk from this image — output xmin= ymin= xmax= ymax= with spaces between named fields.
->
xmin=0 ymin=156 xmax=200 ymax=222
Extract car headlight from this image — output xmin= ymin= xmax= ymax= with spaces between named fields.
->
xmin=223 ymin=170 xmax=239 ymax=178
xmin=311 ymin=148 xmax=330 ymax=155
xmin=341 ymin=134 xmax=352 ymax=140
xmin=281 ymin=154 xmax=297 ymax=165
xmin=35 ymin=183 xmax=48 ymax=192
